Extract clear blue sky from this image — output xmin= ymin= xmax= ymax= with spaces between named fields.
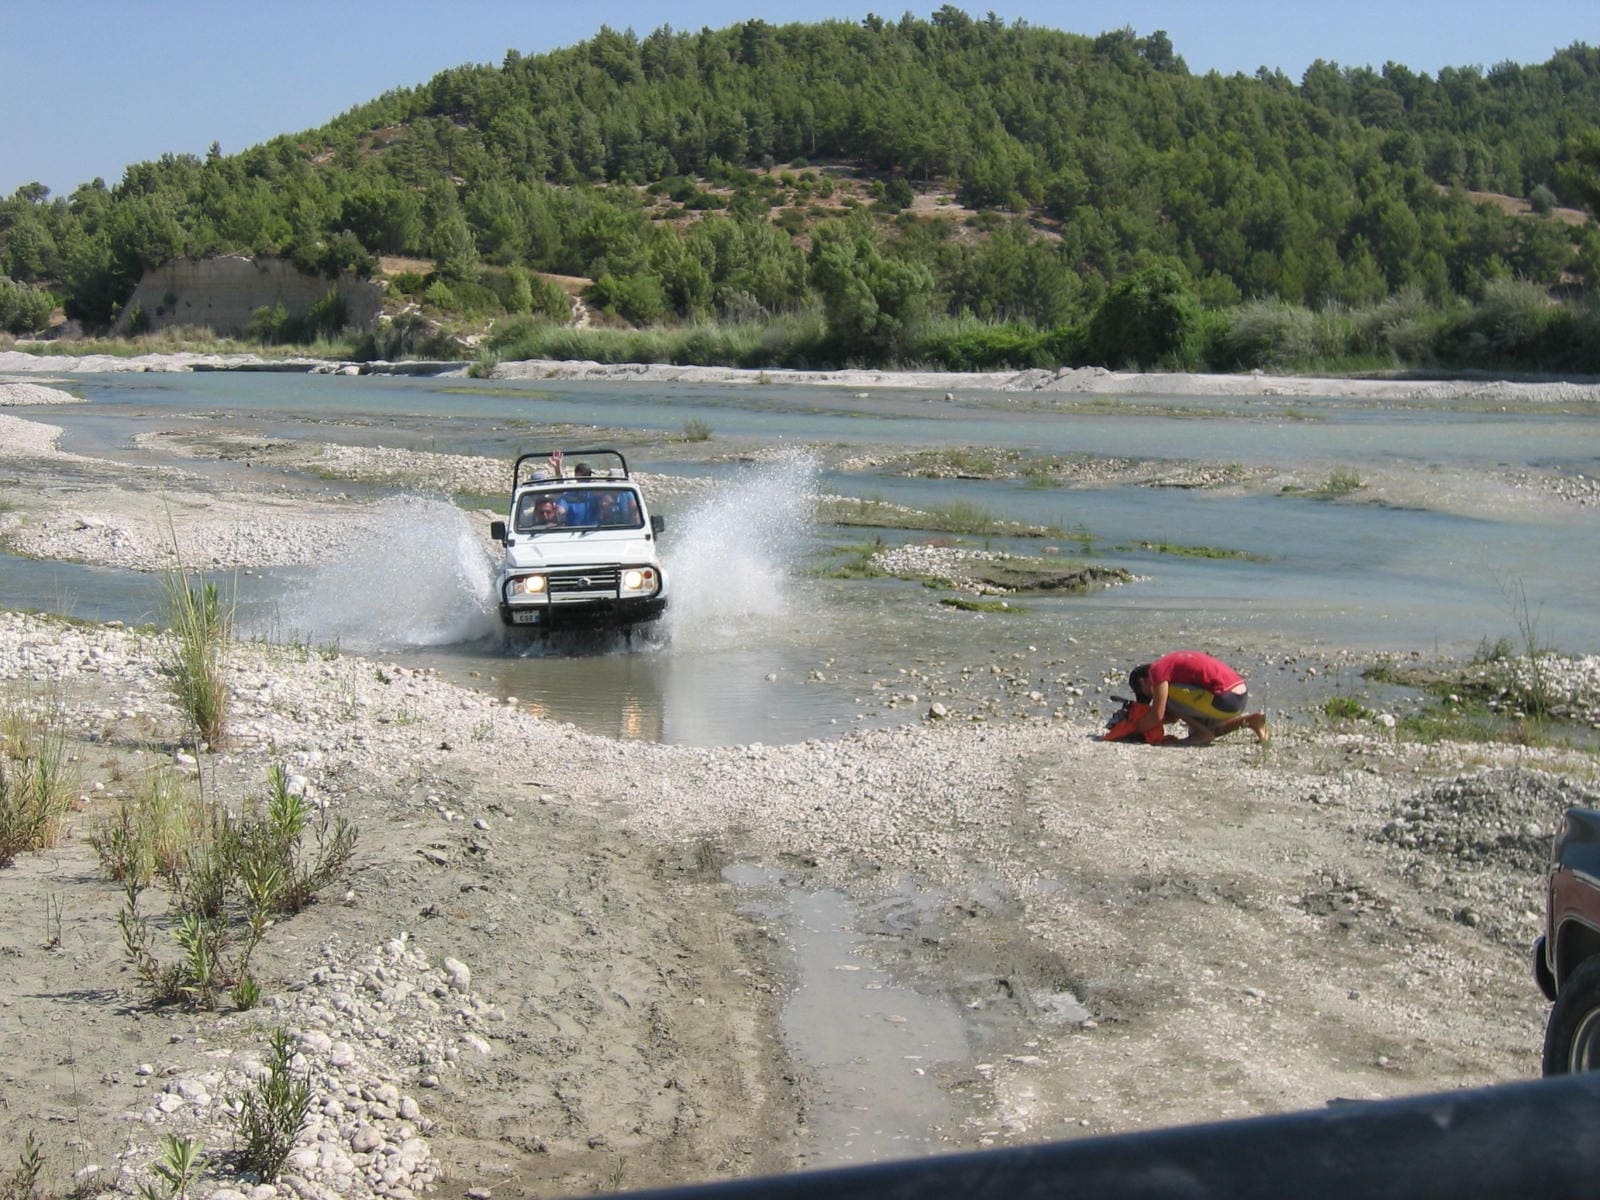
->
xmin=2 ymin=1 xmax=1593 ymax=199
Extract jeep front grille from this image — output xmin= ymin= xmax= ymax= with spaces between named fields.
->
xmin=547 ymin=567 xmax=620 ymax=601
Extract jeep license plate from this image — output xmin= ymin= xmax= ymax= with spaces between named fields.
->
xmin=512 ymin=610 xmax=541 ymax=625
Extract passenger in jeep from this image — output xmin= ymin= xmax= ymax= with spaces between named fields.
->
xmin=598 ymin=491 xmax=641 ymax=526
xmin=530 ymin=496 xmax=566 ymax=527
xmin=564 ymin=489 xmax=600 ymax=526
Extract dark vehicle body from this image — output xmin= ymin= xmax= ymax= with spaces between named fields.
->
xmin=1533 ymin=807 xmax=1600 ymax=1074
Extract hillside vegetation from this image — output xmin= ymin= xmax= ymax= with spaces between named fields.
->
xmin=3 ymin=7 xmax=1600 ymax=373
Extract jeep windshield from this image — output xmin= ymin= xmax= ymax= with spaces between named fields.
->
xmin=515 ymin=485 xmax=644 ymax=534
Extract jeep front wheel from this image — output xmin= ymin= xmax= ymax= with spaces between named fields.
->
xmin=1543 ymin=954 xmax=1600 ymax=1075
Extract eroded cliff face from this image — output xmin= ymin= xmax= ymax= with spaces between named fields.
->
xmin=116 ymin=255 xmax=384 ymax=335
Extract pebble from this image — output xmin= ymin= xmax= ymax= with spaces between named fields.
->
xmin=442 ymin=958 xmax=471 ymax=993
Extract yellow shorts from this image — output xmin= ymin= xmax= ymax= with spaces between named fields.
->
xmin=1165 ymin=684 xmax=1247 ymax=728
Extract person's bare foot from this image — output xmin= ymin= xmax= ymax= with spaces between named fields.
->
xmin=1247 ymin=713 xmax=1270 ymax=743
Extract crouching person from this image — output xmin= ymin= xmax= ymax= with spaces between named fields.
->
xmin=1128 ymin=651 xmax=1269 ymax=745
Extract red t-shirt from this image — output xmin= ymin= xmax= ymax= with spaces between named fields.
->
xmin=1149 ymin=651 xmax=1242 ymax=694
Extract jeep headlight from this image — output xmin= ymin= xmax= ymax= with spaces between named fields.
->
xmin=517 ymin=574 xmax=547 ymax=595
xmin=621 ymin=567 xmax=656 ymax=593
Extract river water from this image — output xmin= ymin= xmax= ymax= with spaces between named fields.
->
xmin=5 ymin=369 xmax=1598 ymax=745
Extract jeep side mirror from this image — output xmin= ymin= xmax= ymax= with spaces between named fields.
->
xmin=490 ymin=520 xmax=507 ymax=543
xmin=651 ymin=514 xmax=665 ymax=534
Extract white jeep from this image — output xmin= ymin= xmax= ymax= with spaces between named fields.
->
xmin=489 ymin=448 xmax=667 ymax=633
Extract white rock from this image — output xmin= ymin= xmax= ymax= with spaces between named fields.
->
xmin=350 ymin=1124 xmax=382 ymax=1153
xmin=442 ymin=957 xmax=471 ymax=992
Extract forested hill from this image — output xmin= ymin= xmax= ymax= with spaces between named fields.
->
xmin=3 ymin=8 xmax=1599 ymax=371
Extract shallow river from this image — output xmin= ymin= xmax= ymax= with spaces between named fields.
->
xmin=5 ymin=369 xmax=1598 ymax=745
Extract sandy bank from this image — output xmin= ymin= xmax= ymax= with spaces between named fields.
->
xmin=7 ymin=350 xmax=1600 ymax=405
xmin=2 ymin=605 xmax=1599 ymax=1200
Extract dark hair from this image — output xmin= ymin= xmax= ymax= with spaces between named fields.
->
xmin=1128 ymin=664 xmax=1153 ymax=697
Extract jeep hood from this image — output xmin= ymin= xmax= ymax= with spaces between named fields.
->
xmin=502 ymin=533 xmax=660 ymax=570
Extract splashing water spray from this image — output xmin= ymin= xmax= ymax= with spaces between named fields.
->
xmin=660 ymin=454 xmax=819 ymax=650
xmin=263 ymin=496 xmax=500 ymax=652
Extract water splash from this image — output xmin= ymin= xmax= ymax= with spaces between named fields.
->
xmin=661 ymin=455 xmax=818 ymax=648
xmin=264 ymin=496 xmax=499 ymax=650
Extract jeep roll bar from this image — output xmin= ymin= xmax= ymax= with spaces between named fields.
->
xmin=512 ymin=448 xmax=631 ymax=489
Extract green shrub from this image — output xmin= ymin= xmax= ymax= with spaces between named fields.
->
xmin=1086 ymin=264 xmax=1205 ymax=369
xmin=136 ymin=1135 xmax=205 ymax=1200
xmin=920 ymin=321 xmax=1053 ymax=370
xmin=422 ymin=279 xmax=457 ymax=310
xmin=0 ymin=277 xmax=55 ymax=335
xmin=1323 ymin=695 xmax=1372 ymax=720
xmin=230 ymin=1029 xmax=312 ymax=1179
xmin=1437 ymin=278 xmax=1565 ymax=369
xmin=3 ymin=1133 xmax=44 ymax=1200
xmin=303 ymin=288 xmax=347 ymax=339
xmin=113 ymin=765 xmax=356 ymax=1010
xmin=243 ymin=302 xmax=291 ymax=344
xmin=245 ymin=766 xmax=358 ymax=914
xmin=1351 ymin=286 xmax=1445 ymax=363
xmin=590 ymin=271 xmax=669 ymax=323
xmin=1214 ymin=301 xmax=1319 ymax=370
xmin=388 ymin=270 xmax=427 ymax=295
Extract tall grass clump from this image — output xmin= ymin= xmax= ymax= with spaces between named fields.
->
xmin=1309 ymin=467 xmax=1364 ymax=499
xmin=0 ymin=696 xmax=75 ymax=867
xmin=160 ymin=554 xmax=234 ymax=748
xmin=1501 ymin=577 xmax=1557 ymax=721
xmin=1213 ymin=300 xmax=1320 ymax=371
xmin=91 ymin=766 xmax=200 ymax=885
